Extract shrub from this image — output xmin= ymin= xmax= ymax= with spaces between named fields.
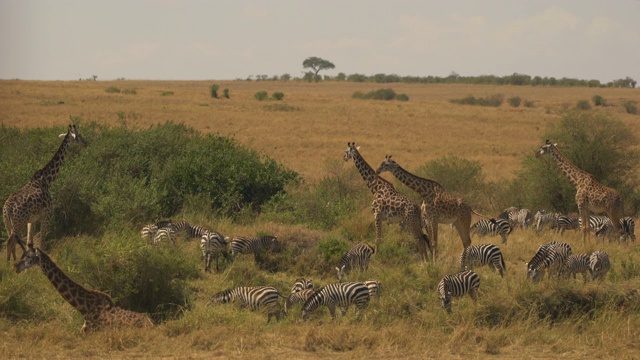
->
xmin=450 ymin=94 xmax=503 ymax=107
xmin=254 ymin=91 xmax=268 ymax=101
xmin=263 ymin=104 xmax=299 ymax=112
xmin=105 ymin=86 xmax=121 ymax=93
xmin=524 ymin=100 xmax=535 ymax=108
xmin=210 ymin=84 xmax=220 ymax=98
xmin=161 ymin=91 xmax=174 ymax=96
xmin=223 ymin=88 xmax=230 ymax=98
xmin=318 ymin=236 xmax=348 ymax=264
xmin=352 ymin=88 xmax=402 ymax=101
xmin=623 ymin=100 xmax=638 ymax=115
xmin=395 ymin=93 xmax=409 ymax=101
xmin=508 ymin=96 xmax=522 ymax=107
xmin=592 ymin=95 xmax=607 ymax=106
xmin=352 ymin=91 xmax=365 ymax=99
xmin=122 ymin=88 xmax=137 ymax=95
xmin=272 ymin=92 xmax=284 ymax=101
xmin=575 ymin=99 xmax=591 ymax=110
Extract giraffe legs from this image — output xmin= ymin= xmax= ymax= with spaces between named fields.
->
xmin=374 ymin=215 xmax=383 ymax=253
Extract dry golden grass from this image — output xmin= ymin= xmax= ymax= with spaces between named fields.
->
xmin=1 ymin=80 xmax=640 ymax=359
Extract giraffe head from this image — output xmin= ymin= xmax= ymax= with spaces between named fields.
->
xmin=12 ymin=243 xmax=41 ymax=274
xmin=343 ymin=142 xmax=360 ymax=162
xmin=59 ymin=124 xmax=88 ymax=147
xmin=535 ymin=140 xmax=556 ymax=158
xmin=375 ymin=155 xmax=399 ymax=175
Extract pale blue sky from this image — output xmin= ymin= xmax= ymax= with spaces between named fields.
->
xmin=1 ymin=0 xmax=639 ymax=83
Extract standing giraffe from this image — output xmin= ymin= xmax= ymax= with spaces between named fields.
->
xmin=13 ymin=242 xmax=154 ymax=333
xmin=536 ymin=140 xmax=625 ymax=243
xmin=376 ymin=155 xmax=484 ymax=256
xmin=343 ymin=142 xmax=431 ymax=261
xmin=2 ymin=125 xmax=86 ymax=262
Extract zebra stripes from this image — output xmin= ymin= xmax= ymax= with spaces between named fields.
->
xmin=470 ymin=218 xmax=512 ymax=244
xmin=363 ymin=279 xmax=381 ymax=298
xmin=209 ymin=286 xmax=287 ymax=323
xmin=302 ymin=282 xmax=371 ymax=319
xmin=589 ymin=251 xmax=611 ymax=280
xmin=437 ymin=270 xmax=480 ymax=313
xmin=335 ymin=243 xmax=375 ymax=281
xmin=534 ymin=210 xmax=560 ymax=231
xmin=230 ymin=235 xmax=280 ymax=260
xmin=560 ymin=253 xmax=591 ymax=282
xmin=556 ymin=215 xmax=579 ymax=234
xmin=290 ymin=278 xmax=314 ymax=294
xmin=200 ymin=231 xmax=230 ymax=273
xmin=499 ymin=207 xmax=533 ymax=229
xmin=595 ymin=217 xmax=636 ymax=242
xmin=460 ymin=244 xmax=506 ymax=277
xmin=526 ymin=241 xmax=572 ymax=282
xmin=152 ymin=227 xmax=176 ymax=245
xmin=285 ymin=288 xmax=315 ymax=314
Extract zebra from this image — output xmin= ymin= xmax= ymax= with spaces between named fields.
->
xmin=290 ymin=278 xmax=314 ymax=294
xmin=208 ymin=286 xmax=287 ymax=323
xmin=589 ymin=251 xmax=611 ymax=281
xmin=470 ymin=218 xmax=512 ymax=245
xmin=556 ymin=215 xmax=579 ymax=234
xmin=437 ymin=270 xmax=481 ymax=314
xmin=578 ymin=215 xmax=610 ymax=233
xmin=200 ymin=231 xmax=230 ymax=273
xmin=499 ymin=207 xmax=533 ymax=229
xmin=534 ymin=210 xmax=560 ymax=232
xmin=152 ymin=227 xmax=177 ymax=246
xmin=140 ymin=220 xmax=175 ymax=240
xmin=459 ymin=244 xmax=506 ymax=277
xmin=230 ymin=235 xmax=280 ymax=261
xmin=526 ymin=241 xmax=572 ymax=282
xmin=363 ymin=279 xmax=381 ymax=298
xmin=335 ymin=243 xmax=375 ymax=281
xmin=595 ymin=217 xmax=636 ymax=242
xmin=560 ymin=253 xmax=591 ymax=282
xmin=302 ymin=282 xmax=371 ymax=320
xmin=285 ymin=288 xmax=315 ymax=314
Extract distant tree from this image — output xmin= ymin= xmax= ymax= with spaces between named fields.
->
xmin=302 ymin=57 xmax=335 ymax=79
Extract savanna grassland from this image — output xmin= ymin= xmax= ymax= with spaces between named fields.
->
xmin=0 ymin=80 xmax=639 ymax=359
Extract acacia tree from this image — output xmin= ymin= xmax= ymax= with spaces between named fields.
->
xmin=302 ymin=57 xmax=335 ymax=81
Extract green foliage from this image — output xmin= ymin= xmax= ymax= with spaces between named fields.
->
xmin=122 ymin=88 xmax=137 ymax=95
xmin=575 ymin=99 xmax=591 ymax=110
xmin=161 ymin=91 xmax=174 ymax=96
xmin=395 ymin=93 xmax=409 ymax=101
xmin=263 ymin=104 xmax=299 ymax=112
xmin=450 ymin=94 xmax=504 ymax=107
xmin=508 ymin=96 xmax=522 ymax=107
xmin=318 ymin=236 xmax=347 ymax=263
xmin=210 ymin=84 xmax=220 ymax=98
xmin=592 ymin=95 xmax=607 ymax=106
xmin=302 ymin=56 xmax=336 ymax=77
xmin=623 ymin=100 xmax=638 ymax=115
xmin=254 ymin=91 xmax=268 ymax=101
xmin=105 ymin=86 xmax=121 ymax=93
xmin=523 ymin=100 xmax=535 ymax=108
xmin=352 ymin=88 xmax=403 ymax=101
xmin=223 ymin=88 xmax=230 ymax=99
xmin=272 ymin=92 xmax=284 ymax=101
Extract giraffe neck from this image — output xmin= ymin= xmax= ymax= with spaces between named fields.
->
xmin=351 ymin=149 xmax=393 ymax=195
xmin=388 ymin=164 xmax=443 ymax=200
xmin=35 ymin=132 xmax=72 ymax=186
xmin=37 ymin=249 xmax=113 ymax=316
xmin=549 ymin=146 xmax=591 ymax=187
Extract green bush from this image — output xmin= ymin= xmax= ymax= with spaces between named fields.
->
xmin=523 ymin=100 xmax=535 ymax=108
xmin=161 ymin=91 xmax=174 ymax=96
xmin=105 ymin=86 xmax=121 ymax=93
xmin=122 ymin=88 xmax=137 ymax=95
xmin=623 ymin=100 xmax=638 ymax=115
xmin=450 ymin=94 xmax=504 ymax=107
xmin=210 ymin=84 xmax=220 ymax=98
xmin=395 ymin=93 xmax=409 ymax=101
xmin=223 ymin=88 xmax=230 ymax=98
xmin=508 ymin=96 xmax=522 ymax=107
xmin=575 ymin=99 xmax=591 ymax=110
xmin=592 ymin=95 xmax=607 ymax=106
xmin=352 ymin=88 xmax=403 ymax=101
xmin=318 ymin=236 xmax=348 ymax=264
xmin=254 ymin=91 xmax=268 ymax=101
xmin=272 ymin=92 xmax=284 ymax=101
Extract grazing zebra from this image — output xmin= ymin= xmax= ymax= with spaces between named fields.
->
xmin=285 ymin=288 xmax=315 ymax=314
xmin=363 ymin=279 xmax=381 ymax=298
xmin=153 ymin=227 xmax=177 ymax=246
xmin=560 ymin=253 xmax=591 ymax=282
xmin=499 ymin=207 xmax=533 ymax=229
xmin=556 ymin=215 xmax=579 ymax=234
xmin=526 ymin=241 xmax=572 ymax=282
xmin=335 ymin=243 xmax=375 ymax=281
xmin=460 ymin=244 xmax=506 ymax=277
xmin=595 ymin=217 xmax=636 ymax=242
xmin=578 ymin=215 xmax=610 ymax=232
xmin=534 ymin=210 xmax=560 ymax=231
xmin=437 ymin=270 xmax=481 ymax=314
xmin=290 ymin=278 xmax=314 ymax=294
xmin=470 ymin=218 xmax=512 ymax=244
xmin=140 ymin=220 xmax=175 ymax=240
xmin=589 ymin=251 xmax=611 ymax=280
xmin=302 ymin=282 xmax=371 ymax=319
xmin=230 ymin=235 xmax=280 ymax=260
xmin=200 ymin=231 xmax=230 ymax=273
xmin=208 ymin=286 xmax=287 ymax=323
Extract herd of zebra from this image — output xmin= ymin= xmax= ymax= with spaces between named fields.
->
xmin=140 ymin=204 xmax=628 ymax=318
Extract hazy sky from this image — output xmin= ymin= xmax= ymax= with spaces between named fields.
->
xmin=1 ymin=0 xmax=639 ymax=83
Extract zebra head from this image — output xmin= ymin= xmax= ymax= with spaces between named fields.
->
xmin=375 ymin=155 xmax=398 ymax=175
xmin=343 ymin=142 xmax=360 ymax=162
xmin=526 ymin=263 xmax=544 ymax=282
xmin=335 ymin=265 xmax=346 ymax=282
xmin=536 ymin=140 xmax=556 ymax=158
xmin=437 ymin=280 xmax=452 ymax=313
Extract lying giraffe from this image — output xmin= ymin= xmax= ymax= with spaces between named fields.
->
xmin=3 ymin=125 xmax=86 ymax=261
xmin=13 ymin=241 xmax=154 ymax=333
xmin=344 ymin=142 xmax=432 ymax=262
xmin=536 ymin=140 xmax=626 ymax=243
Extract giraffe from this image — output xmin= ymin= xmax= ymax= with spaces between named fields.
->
xmin=343 ymin=142 xmax=432 ymax=261
xmin=2 ymin=124 xmax=86 ymax=262
xmin=375 ymin=155 xmax=484 ymax=257
xmin=13 ymin=242 xmax=154 ymax=333
xmin=536 ymin=140 xmax=626 ymax=243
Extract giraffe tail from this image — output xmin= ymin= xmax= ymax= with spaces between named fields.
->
xmin=422 ymin=234 xmax=432 ymax=255
xmin=471 ymin=209 xmax=491 ymax=219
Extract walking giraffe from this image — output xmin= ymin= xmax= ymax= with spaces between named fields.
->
xmin=376 ymin=155 xmax=485 ymax=256
xmin=3 ymin=125 xmax=86 ymax=262
xmin=343 ymin=142 xmax=431 ymax=261
xmin=13 ymin=242 xmax=154 ymax=333
xmin=536 ymin=140 xmax=625 ymax=243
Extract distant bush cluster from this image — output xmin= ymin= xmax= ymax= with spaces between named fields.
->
xmin=254 ymin=91 xmax=285 ymax=101
xmin=352 ymin=88 xmax=409 ymax=101
xmin=450 ymin=94 xmax=504 ymax=107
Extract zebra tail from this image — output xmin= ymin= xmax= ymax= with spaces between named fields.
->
xmin=501 ymin=254 xmax=506 ymax=271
